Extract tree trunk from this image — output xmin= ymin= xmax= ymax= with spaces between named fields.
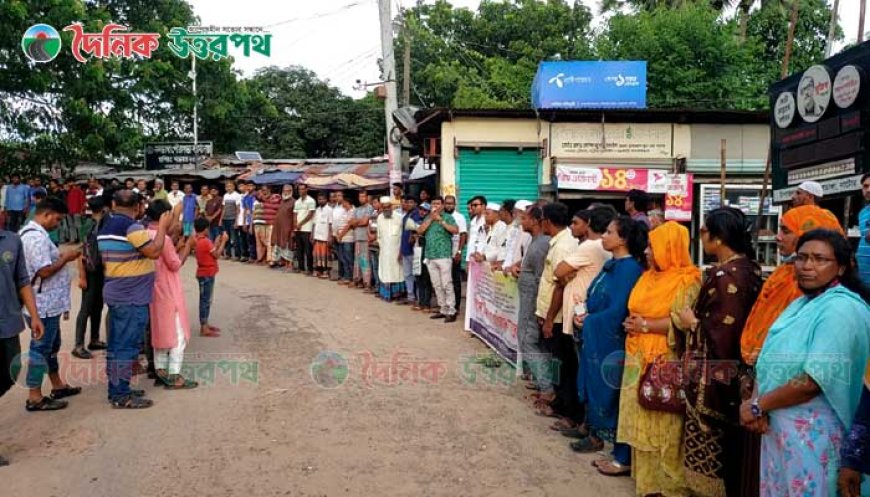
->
xmin=825 ymin=0 xmax=840 ymax=57
xmin=739 ymin=8 xmax=749 ymax=43
xmin=781 ymin=0 xmax=800 ymax=79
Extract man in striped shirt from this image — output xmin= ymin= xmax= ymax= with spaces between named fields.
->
xmin=97 ymin=189 xmax=171 ymax=409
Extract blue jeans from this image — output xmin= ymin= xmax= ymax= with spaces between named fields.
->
xmin=26 ymin=315 xmax=61 ymax=389
xmin=209 ymin=225 xmax=221 ymax=242
xmin=198 ymin=276 xmax=215 ymax=324
xmin=338 ymin=242 xmax=354 ymax=281
xmin=402 ymin=255 xmax=416 ymax=302
xmin=221 ymin=220 xmax=238 ymax=257
xmin=107 ymin=305 xmax=149 ymax=401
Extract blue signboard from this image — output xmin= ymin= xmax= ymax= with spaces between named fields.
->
xmin=531 ymin=61 xmax=647 ymax=109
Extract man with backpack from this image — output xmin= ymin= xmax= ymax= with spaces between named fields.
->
xmin=73 ymin=196 xmax=108 ymax=359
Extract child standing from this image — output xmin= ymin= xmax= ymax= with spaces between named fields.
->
xmin=193 ymin=218 xmax=227 ymax=337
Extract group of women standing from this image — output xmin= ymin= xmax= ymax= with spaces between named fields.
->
xmin=561 ymin=204 xmax=869 ymax=497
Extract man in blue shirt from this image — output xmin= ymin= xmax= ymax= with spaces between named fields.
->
xmin=0 ymin=227 xmax=43 ymax=465
xmin=4 ymin=174 xmax=29 ymax=233
xmin=181 ymin=183 xmax=198 ymax=238
xmin=857 ymin=173 xmax=870 ymax=288
xmin=399 ymin=196 xmax=421 ymax=306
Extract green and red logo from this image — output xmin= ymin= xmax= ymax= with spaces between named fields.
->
xmin=22 ymin=24 xmax=61 ymax=63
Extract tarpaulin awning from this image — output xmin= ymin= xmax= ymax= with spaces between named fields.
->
xmin=251 ymin=171 xmax=305 ymax=185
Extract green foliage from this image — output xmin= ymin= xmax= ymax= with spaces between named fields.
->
xmin=0 ymin=0 xmax=385 ymax=177
xmin=596 ymin=4 xmax=763 ymax=109
xmin=399 ymin=0 xmax=833 ymax=111
xmin=397 ymin=0 xmax=593 ymax=108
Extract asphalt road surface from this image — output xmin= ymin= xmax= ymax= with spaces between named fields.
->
xmin=0 ymin=261 xmax=634 ymax=497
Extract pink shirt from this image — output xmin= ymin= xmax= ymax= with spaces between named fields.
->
xmin=147 ymin=228 xmax=191 ymax=349
xmin=561 ymin=239 xmax=611 ymax=336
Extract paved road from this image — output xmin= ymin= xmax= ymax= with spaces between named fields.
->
xmin=26 ymin=39 xmax=51 ymax=62
xmin=0 ymin=261 xmax=634 ymax=496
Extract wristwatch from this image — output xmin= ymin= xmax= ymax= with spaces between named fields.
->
xmin=750 ymin=397 xmax=764 ymax=418
xmin=641 ymin=318 xmax=649 ymax=333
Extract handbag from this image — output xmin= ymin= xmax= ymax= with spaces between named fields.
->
xmin=638 ymin=355 xmax=686 ymax=414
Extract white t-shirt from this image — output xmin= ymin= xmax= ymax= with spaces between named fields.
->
xmin=332 ymin=205 xmax=355 ymax=243
xmin=167 ymin=190 xmax=184 ymax=208
xmin=313 ymin=205 xmax=333 ymax=242
xmin=294 ymin=196 xmax=317 ymax=232
xmin=450 ymin=211 xmax=468 ymax=257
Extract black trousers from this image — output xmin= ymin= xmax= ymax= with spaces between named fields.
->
xmin=416 ymin=265 xmax=433 ymax=308
xmin=75 ymin=271 xmax=104 ymax=347
xmin=5 ymin=210 xmax=24 ymax=233
xmin=295 ymin=232 xmax=314 ymax=273
xmin=550 ymin=324 xmax=584 ymax=423
xmin=452 ymin=257 xmax=462 ymax=312
xmin=0 ymin=335 xmax=21 ymax=398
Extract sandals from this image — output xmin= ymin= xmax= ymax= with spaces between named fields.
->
xmin=110 ymin=395 xmax=154 ymax=409
xmin=25 ymin=396 xmax=68 ymax=412
xmin=569 ymin=437 xmax=605 ymax=453
xmin=163 ymin=374 xmax=199 ymax=390
xmin=50 ymin=385 xmax=82 ymax=400
xmin=596 ymin=460 xmax=631 ymax=477
xmin=549 ymin=417 xmax=577 ymax=432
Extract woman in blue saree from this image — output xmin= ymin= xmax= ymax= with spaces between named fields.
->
xmin=570 ymin=216 xmax=647 ymax=467
xmin=744 ymin=230 xmax=870 ymax=496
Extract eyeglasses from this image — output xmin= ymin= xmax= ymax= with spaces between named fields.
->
xmin=470 ymin=203 xmax=481 ymax=207
xmin=794 ymin=254 xmax=837 ymax=266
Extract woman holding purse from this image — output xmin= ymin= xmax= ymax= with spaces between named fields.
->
xmin=610 ymin=221 xmax=701 ymax=494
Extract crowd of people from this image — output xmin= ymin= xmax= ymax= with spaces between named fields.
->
xmin=0 ymin=173 xmax=868 ymax=497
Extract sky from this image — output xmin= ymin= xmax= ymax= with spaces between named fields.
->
xmin=186 ymin=0 xmax=865 ymax=98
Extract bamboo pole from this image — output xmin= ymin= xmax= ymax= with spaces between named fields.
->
xmin=720 ymin=139 xmax=727 ymax=205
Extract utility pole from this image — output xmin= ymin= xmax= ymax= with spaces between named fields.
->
xmin=378 ymin=0 xmax=402 ymax=185
xmin=402 ymin=13 xmax=411 ymax=106
xmin=191 ymin=56 xmax=198 ymax=147
xmin=860 ymin=0 xmax=867 ymax=43
xmin=401 ymin=10 xmax=412 ymax=172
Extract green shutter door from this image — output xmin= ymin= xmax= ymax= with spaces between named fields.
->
xmin=456 ymin=148 xmax=540 ymax=210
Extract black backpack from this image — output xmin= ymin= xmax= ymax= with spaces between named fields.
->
xmin=82 ymin=220 xmax=103 ymax=273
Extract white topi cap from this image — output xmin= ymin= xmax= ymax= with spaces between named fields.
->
xmin=486 ymin=202 xmax=501 ymax=211
xmin=514 ymin=200 xmax=533 ymax=211
xmin=797 ymin=181 xmax=823 ymax=198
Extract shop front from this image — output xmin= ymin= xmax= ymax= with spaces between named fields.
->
xmin=769 ymin=41 xmax=870 ymax=239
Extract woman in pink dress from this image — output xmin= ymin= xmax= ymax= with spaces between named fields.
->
xmin=145 ymin=200 xmax=198 ymax=389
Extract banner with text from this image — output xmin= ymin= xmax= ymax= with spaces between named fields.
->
xmin=555 ymin=166 xmax=693 ymax=221
xmin=464 ymin=261 xmax=520 ymax=367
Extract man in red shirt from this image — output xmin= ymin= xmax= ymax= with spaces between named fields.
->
xmin=65 ymin=178 xmax=86 ymax=243
xmin=193 ymin=218 xmax=228 ymax=337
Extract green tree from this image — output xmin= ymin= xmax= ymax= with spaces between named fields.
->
xmin=246 ymin=66 xmax=385 ymax=158
xmin=396 ymin=0 xmax=593 ymax=108
xmin=595 ymin=4 xmax=763 ymax=109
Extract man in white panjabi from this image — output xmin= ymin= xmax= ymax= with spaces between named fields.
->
xmin=376 ymin=196 xmax=406 ymax=302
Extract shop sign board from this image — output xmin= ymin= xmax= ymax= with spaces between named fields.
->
xmin=555 ymin=165 xmax=692 ymax=221
xmin=144 ymin=141 xmax=212 ymax=170
xmin=773 ymin=173 xmax=864 ymax=203
xmin=551 ymin=123 xmax=673 ymax=159
xmin=787 ymin=158 xmax=856 ymax=185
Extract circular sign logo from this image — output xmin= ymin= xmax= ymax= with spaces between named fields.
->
xmin=774 ymin=92 xmax=796 ymax=128
xmin=833 ymin=65 xmax=861 ymax=109
xmin=309 ymin=351 xmax=349 ymax=389
xmin=21 ymin=24 xmax=61 ymax=63
xmin=797 ymin=65 xmax=832 ymax=123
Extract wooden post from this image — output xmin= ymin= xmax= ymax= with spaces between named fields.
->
xmin=720 ymin=139 xmax=727 ymax=206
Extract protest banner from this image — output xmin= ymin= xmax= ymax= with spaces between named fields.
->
xmin=464 ymin=260 xmax=520 ymax=367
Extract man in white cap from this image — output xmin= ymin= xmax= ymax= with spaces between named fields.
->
xmin=376 ymin=196 xmax=406 ymax=301
xmin=474 ymin=202 xmax=507 ymax=264
xmin=502 ymin=200 xmax=533 ymax=276
xmin=791 ymin=181 xmax=823 ymax=207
